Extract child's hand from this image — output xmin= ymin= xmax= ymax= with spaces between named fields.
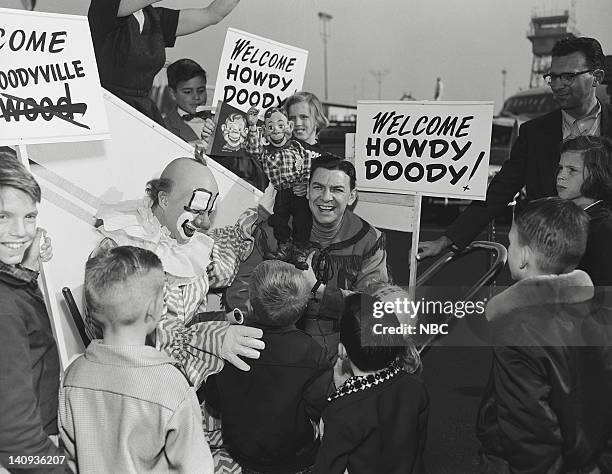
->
xmin=246 ymin=107 xmax=259 ymax=127
xmin=39 ymin=231 xmax=53 ymax=263
xmin=333 ymin=355 xmax=352 ymax=389
xmin=200 ymin=118 xmax=215 ymax=143
xmin=22 ymin=228 xmax=52 ymax=271
xmin=194 ymin=142 xmax=207 ymax=165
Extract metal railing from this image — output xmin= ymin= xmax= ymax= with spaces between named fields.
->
xmin=416 ymin=241 xmax=507 ymax=354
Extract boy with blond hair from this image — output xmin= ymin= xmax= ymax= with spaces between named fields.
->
xmin=58 ymin=245 xmax=213 ymax=474
xmin=206 ymin=260 xmax=333 ymax=474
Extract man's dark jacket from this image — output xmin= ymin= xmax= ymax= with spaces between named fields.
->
xmin=447 ymin=103 xmax=612 ymax=248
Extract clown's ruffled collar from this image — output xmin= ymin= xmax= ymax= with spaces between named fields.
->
xmin=328 ymin=360 xmax=403 ymax=402
xmin=96 ymin=198 xmax=214 ymax=279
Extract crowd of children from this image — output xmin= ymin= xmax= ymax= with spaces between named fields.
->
xmin=3 ymin=21 xmax=612 ymax=471
xmin=0 ymin=150 xmax=432 ymax=474
xmin=63 ymin=251 xmax=428 ymax=474
xmin=3 ymin=138 xmax=612 ymax=472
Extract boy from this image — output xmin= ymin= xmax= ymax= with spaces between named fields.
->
xmin=314 ymin=293 xmax=429 ymax=474
xmin=205 ymin=260 xmax=333 ymax=474
xmin=477 ymin=197 xmax=612 ymax=473
xmin=58 ymin=245 xmax=213 ymax=474
xmin=0 ymin=152 xmax=63 ymax=471
xmin=247 ymin=107 xmax=312 ymax=270
xmin=164 ymin=58 xmax=211 ymax=142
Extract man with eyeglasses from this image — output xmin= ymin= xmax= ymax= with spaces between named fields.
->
xmin=419 ymin=36 xmax=612 ymax=259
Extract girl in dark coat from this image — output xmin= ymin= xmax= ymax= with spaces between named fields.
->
xmin=556 ymin=135 xmax=612 ymax=286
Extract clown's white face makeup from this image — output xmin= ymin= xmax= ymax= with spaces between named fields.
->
xmin=155 ymin=159 xmax=220 ymax=244
xmin=176 ymin=209 xmax=199 ymax=241
xmin=176 ymin=189 xmax=218 ymax=241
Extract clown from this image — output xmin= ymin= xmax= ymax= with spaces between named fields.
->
xmin=221 ymin=113 xmax=248 ymax=153
xmin=89 ymin=157 xmax=263 ymax=388
xmin=247 ymin=106 xmax=312 ymax=270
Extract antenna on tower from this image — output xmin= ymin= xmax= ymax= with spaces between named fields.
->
xmin=568 ymin=0 xmax=577 ymax=34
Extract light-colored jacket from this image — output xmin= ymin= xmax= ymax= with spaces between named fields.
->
xmin=58 ymin=341 xmax=213 ymax=474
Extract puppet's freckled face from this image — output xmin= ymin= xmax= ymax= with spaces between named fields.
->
xmin=265 ymin=111 xmax=292 ymax=147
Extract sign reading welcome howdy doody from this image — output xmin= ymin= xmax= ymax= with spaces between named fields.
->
xmin=0 ymin=8 xmax=109 ymax=145
xmin=212 ymin=28 xmax=308 ymax=113
xmin=354 ymin=101 xmax=494 ymax=200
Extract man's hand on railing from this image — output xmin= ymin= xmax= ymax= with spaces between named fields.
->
xmin=417 ymin=235 xmax=452 ymax=260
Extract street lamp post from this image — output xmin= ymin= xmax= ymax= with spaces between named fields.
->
xmin=318 ymin=12 xmax=332 ymax=101
xmin=501 ymin=69 xmax=507 ymax=106
xmin=370 ymin=69 xmax=389 ymax=99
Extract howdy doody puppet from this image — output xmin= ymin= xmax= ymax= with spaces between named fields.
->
xmin=246 ymin=106 xmax=311 ymax=270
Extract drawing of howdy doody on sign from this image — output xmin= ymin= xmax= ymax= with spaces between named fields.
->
xmin=212 ymin=28 xmax=308 ymax=113
xmin=0 ymin=8 xmax=109 ymax=145
xmin=355 ymin=101 xmax=494 ymax=200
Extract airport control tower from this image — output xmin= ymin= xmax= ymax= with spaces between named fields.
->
xmin=527 ymin=8 xmax=574 ymax=88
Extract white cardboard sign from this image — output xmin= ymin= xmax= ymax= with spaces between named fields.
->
xmin=212 ymin=28 xmax=308 ymax=113
xmin=0 ymin=7 xmax=109 ymax=145
xmin=355 ymin=101 xmax=494 ymax=200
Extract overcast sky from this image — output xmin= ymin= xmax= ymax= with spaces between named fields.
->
xmin=1 ymin=0 xmax=611 ymax=112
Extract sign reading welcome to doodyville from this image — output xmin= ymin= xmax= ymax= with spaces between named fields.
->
xmin=0 ymin=8 xmax=109 ymax=145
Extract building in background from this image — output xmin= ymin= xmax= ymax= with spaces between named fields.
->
xmin=527 ymin=9 xmax=574 ymax=88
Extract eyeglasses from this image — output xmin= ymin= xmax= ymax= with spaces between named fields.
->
xmin=183 ymin=188 xmax=218 ymax=215
xmin=543 ymin=69 xmax=594 ymax=85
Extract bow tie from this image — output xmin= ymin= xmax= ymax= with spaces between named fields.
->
xmin=182 ymin=111 xmax=209 ymax=121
